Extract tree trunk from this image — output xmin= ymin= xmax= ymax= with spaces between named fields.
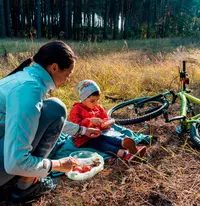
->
xmin=44 ymin=0 xmax=47 ymax=27
xmin=91 ymin=10 xmax=95 ymax=40
xmin=147 ymin=0 xmax=152 ymax=39
xmin=36 ymin=0 xmax=41 ymax=38
xmin=87 ymin=1 xmax=91 ymax=39
xmin=123 ymin=0 xmax=130 ymax=39
xmin=120 ymin=0 xmax=124 ymax=37
xmin=30 ymin=1 xmax=34 ymax=29
xmin=73 ymin=0 xmax=77 ymax=40
xmin=51 ymin=1 xmax=55 ymax=37
xmin=64 ymin=0 xmax=69 ymax=39
xmin=68 ymin=0 xmax=72 ymax=39
xmin=20 ymin=0 xmax=25 ymax=37
xmin=77 ymin=0 xmax=82 ymax=40
xmin=103 ymin=0 xmax=109 ymax=40
xmin=83 ymin=0 xmax=87 ymax=39
xmin=4 ymin=0 xmax=11 ymax=37
xmin=47 ymin=0 xmax=51 ymax=39
xmin=58 ymin=0 xmax=64 ymax=32
xmin=113 ymin=0 xmax=118 ymax=39
xmin=0 ymin=0 xmax=6 ymax=38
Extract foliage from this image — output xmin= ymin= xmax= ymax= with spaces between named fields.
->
xmin=0 ymin=0 xmax=200 ymax=40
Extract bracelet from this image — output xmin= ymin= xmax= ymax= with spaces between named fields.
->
xmin=76 ymin=126 xmax=82 ymax=136
xmin=48 ymin=159 xmax=53 ymax=173
xmin=75 ymin=126 xmax=87 ymax=136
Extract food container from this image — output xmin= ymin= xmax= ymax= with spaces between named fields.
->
xmin=69 ymin=151 xmax=95 ymax=165
xmin=67 ymin=151 xmax=104 ymax=181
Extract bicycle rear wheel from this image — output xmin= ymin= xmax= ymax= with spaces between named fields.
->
xmin=108 ymin=97 xmax=169 ymax=125
xmin=190 ymin=121 xmax=200 ymax=149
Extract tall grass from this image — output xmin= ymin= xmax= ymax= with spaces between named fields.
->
xmin=1 ymin=38 xmax=200 ymax=112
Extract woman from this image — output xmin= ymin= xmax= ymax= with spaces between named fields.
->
xmin=0 ymin=41 xmax=100 ymax=203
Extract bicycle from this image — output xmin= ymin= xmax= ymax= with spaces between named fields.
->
xmin=108 ymin=60 xmax=200 ymax=149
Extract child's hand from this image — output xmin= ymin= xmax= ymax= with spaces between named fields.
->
xmin=101 ymin=119 xmax=115 ymax=129
xmin=85 ymin=128 xmax=101 ymax=138
xmin=90 ymin=117 xmax=103 ymax=126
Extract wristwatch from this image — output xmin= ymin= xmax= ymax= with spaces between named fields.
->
xmin=76 ymin=126 xmax=87 ymax=136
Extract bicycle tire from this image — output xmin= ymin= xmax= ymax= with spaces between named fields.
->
xmin=190 ymin=121 xmax=200 ymax=149
xmin=108 ymin=97 xmax=169 ymax=125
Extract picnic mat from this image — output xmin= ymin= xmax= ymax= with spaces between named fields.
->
xmin=49 ymin=124 xmax=150 ymax=177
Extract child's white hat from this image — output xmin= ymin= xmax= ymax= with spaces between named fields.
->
xmin=78 ymin=80 xmax=100 ymax=101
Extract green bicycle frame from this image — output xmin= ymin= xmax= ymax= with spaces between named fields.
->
xmin=177 ymin=91 xmax=200 ymax=128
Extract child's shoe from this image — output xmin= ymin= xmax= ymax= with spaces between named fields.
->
xmin=123 ymin=153 xmax=135 ymax=161
xmin=124 ymin=146 xmax=147 ymax=162
xmin=122 ymin=137 xmax=137 ymax=155
xmin=136 ymin=146 xmax=147 ymax=158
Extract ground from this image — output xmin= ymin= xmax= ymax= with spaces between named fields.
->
xmin=35 ymin=103 xmax=200 ymax=206
xmin=0 ymin=104 xmax=199 ymax=206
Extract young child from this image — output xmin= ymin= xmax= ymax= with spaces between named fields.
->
xmin=69 ymin=80 xmax=147 ymax=161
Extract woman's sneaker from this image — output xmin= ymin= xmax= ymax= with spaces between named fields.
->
xmin=122 ymin=137 xmax=137 ymax=155
xmin=9 ymin=177 xmax=57 ymax=204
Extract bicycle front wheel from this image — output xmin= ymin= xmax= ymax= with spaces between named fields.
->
xmin=108 ymin=97 xmax=169 ymax=125
xmin=190 ymin=121 xmax=200 ymax=149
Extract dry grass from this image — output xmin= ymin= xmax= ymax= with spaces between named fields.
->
xmin=0 ymin=39 xmax=200 ymax=206
xmin=31 ymin=113 xmax=200 ymax=206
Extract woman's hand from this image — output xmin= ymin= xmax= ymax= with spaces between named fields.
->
xmin=90 ymin=117 xmax=102 ymax=126
xmin=85 ymin=128 xmax=101 ymax=138
xmin=52 ymin=157 xmax=79 ymax=172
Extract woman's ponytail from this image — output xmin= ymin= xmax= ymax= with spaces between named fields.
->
xmin=7 ymin=57 xmax=33 ymax=76
xmin=7 ymin=41 xmax=77 ymax=77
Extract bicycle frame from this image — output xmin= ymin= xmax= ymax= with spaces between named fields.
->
xmin=167 ymin=60 xmax=200 ymax=129
xmin=178 ymin=91 xmax=200 ymax=126
xmin=108 ymin=60 xmax=200 ymax=148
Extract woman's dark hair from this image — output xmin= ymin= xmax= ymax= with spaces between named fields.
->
xmin=7 ymin=41 xmax=77 ymax=76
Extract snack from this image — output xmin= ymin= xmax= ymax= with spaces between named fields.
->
xmin=67 ymin=152 xmax=104 ymax=181
xmin=82 ymin=165 xmax=92 ymax=172
xmin=72 ymin=166 xmax=84 ymax=173
xmin=72 ymin=165 xmax=92 ymax=173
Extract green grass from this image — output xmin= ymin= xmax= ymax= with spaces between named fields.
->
xmin=1 ymin=37 xmax=200 ymax=57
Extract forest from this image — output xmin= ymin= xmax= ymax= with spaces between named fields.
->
xmin=0 ymin=0 xmax=200 ymax=40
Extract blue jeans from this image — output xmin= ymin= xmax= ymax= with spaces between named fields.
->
xmin=83 ymin=135 xmax=123 ymax=155
xmin=0 ymin=98 xmax=66 ymax=186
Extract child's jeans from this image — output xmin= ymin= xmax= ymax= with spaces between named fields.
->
xmin=82 ymin=124 xmax=150 ymax=155
xmin=83 ymin=135 xmax=123 ymax=155
xmin=0 ymin=98 xmax=66 ymax=187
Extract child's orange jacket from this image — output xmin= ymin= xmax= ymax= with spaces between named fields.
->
xmin=69 ymin=102 xmax=108 ymax=147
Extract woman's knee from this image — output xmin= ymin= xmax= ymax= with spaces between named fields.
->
xmin=42 ymin=97 xmax=67 ymax=119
